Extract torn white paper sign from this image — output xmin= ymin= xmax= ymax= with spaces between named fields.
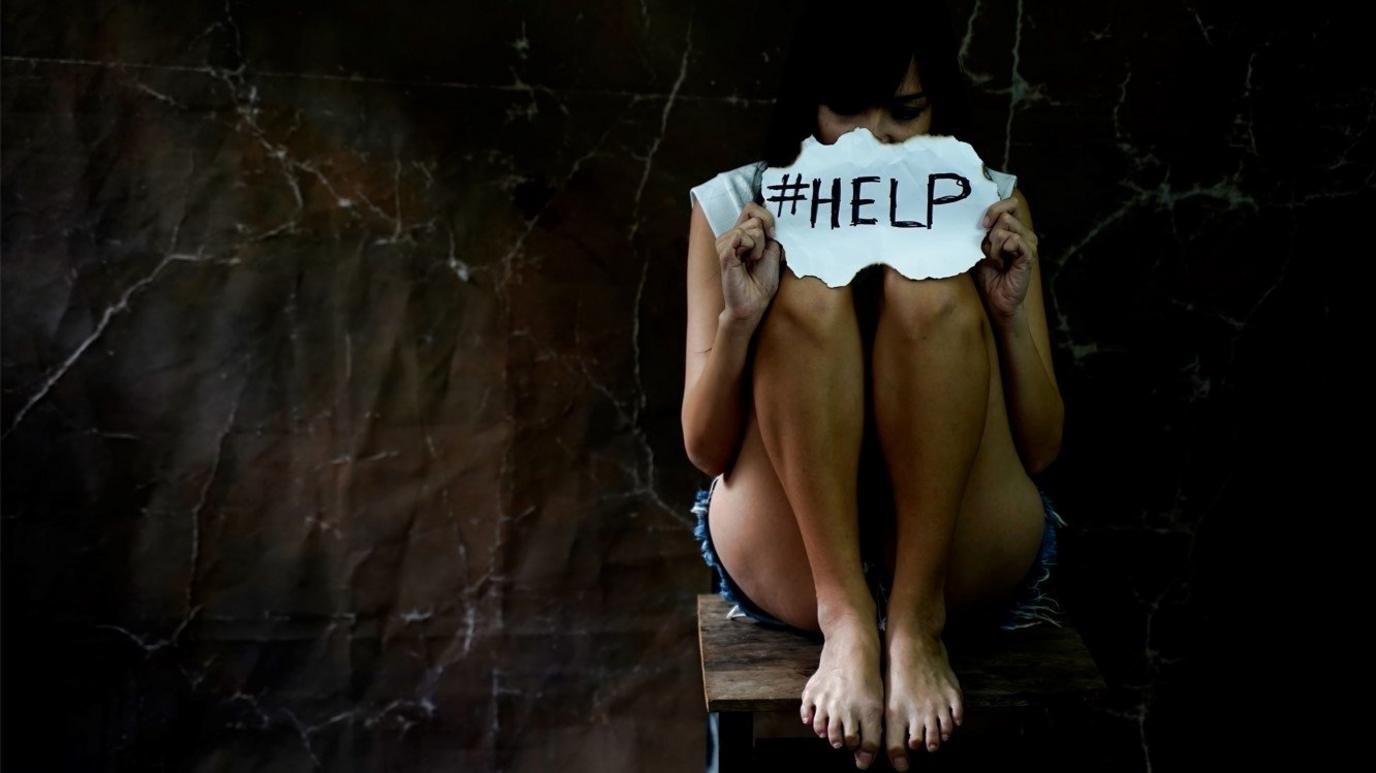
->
xmin=764 ymin=127 xmax=1005 ymax=288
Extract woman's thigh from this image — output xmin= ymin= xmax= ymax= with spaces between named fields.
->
xmin=707 ymin=408 xmax=823 ymax=633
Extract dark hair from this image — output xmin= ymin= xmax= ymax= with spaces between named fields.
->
xmin=750 ymin=0 xmax=974 ymax=205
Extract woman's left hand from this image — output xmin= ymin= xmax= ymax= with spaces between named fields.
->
xmin=970 ymin=197 xmax=1037 ymax=326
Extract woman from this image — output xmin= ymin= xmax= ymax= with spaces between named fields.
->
xmin=682 ymin=1 xmax=1067 ymax=769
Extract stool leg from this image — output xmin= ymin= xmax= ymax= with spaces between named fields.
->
xmin=706 ymin=711 xmax=753 ymax=772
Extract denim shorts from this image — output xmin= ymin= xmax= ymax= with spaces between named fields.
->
xmin=691 ymin=473 xmax=1070 ymax=636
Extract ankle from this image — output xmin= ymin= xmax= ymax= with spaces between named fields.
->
xmin=885 ymin=593 xmax=947 ymax=639
xmin=816 ymin=593 xmax=878 ymax=636
xmin=884 ymin=615 xmax=947 ymax=647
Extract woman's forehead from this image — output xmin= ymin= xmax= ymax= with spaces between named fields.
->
xmin=815 ymin=49 xmax=922 ymax=106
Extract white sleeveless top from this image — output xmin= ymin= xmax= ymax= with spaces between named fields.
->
xmin=689 ymin=159 xmax=1018 ymax=239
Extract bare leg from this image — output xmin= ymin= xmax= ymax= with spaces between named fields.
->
xmin=871 ymin=270 xmax=988 ymax=768
xmin=753 ymin=269 xmax=883 ymax=769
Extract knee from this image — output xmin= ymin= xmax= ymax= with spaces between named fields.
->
xmin=759 ymin=268 xmax=856 ymax=343
xmin=879 ymin=266 xmax=985 ymax=338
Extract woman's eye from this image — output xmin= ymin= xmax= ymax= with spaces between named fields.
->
xmin=893 ymin=108 xmax=926 ymax=121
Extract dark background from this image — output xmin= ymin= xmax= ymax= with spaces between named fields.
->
xmin=1 ymin=1 xmax=1361 ymax=770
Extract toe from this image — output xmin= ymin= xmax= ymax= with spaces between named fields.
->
xmin=827 ymin=713 xmax=845 ymax=749
xmin=907 ymin=716 xmax=925 ymax=752
xmin=949 ymin=699 xmax=964 ymax=728
xmin=843 ymin=709 xmax=863 ymax=751
xmin=813 ymin=707 xmax=828 ymax=738
xmin=938 ymin=706 xmax=954 ymax=742
xmin=885 ymin=714 xmax=911 ymax=771
xmin=854 ymin=709 xmax=882 ymax=770
xmin=924 ymin=716 xmax=940 ymax=752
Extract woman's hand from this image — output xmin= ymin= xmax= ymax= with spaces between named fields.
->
xmin=970 ymin=197 xmax=1038 ymax=327
xmin=718 ymin=202 xmax=783 ymax=325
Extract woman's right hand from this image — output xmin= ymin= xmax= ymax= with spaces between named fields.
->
xmin=717 ymin=202 xmax=784 ymax=325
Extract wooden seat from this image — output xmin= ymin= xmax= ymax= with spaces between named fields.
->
xmin=697 ymin=593 xmax=1109 ymax=770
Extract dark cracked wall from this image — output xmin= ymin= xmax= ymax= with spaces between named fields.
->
xmin=1 ymin=1 xmax=1361 ymax=771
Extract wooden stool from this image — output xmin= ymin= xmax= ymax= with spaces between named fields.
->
xmin=697 ymin=594 xmax=1109 ymax=771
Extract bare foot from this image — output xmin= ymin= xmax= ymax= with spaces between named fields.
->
xmin=798 ymin=612 xmax=884 ymax=770
xmin=881 ymin=626 xmax=965 ymax=770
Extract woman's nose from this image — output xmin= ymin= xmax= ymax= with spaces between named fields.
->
xmin=863 ymin=110 xmax=892 ymax=143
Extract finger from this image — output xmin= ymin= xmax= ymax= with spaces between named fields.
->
xmin=981 ymin=230 xmax=998 ymax=260
xmin=741 ymin=222 xmax=766 ymax=264
xmin=719 ymin=231 xmax=743 ymax=263
xmin=744 ymin=215 xmax=765 ymax=236
xmin=997 ymin=210 xmax=1029 ymax=238
xmin=994 ymin=211 xmax=1020 ymax=234
xmin=1000 ymin=196 xmax=1023 ymax=222
xmin=988 ymin=227 xmax=1011 ymax=254
xmin=982 ymin=199 xmax=1014 ymax=228
xmin=737 ymin=216 xmax=764 ymax=243
xmin=1002 ymin=232 xmax=1020 ymax=258
xmin=735 ymin=204 xmax=767 ymax=240
xmin=742 ymin=202 xmax=777 ymax=238
xmin=735 ymin=231 xmax=757 ymax=257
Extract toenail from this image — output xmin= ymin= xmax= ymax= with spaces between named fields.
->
xmin=832 ymin=740 xmax=843 ymax=749
xmin=893 ymin=759 xmax=909 ymax=772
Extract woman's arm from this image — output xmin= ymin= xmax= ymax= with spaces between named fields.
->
xmin=682 ymin=200 xmax=759 ymax=477
xmin=682 ymin=310 xmax=758 ymax=477
xmin=989 ymin=189 xmax=1063 ymax=475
